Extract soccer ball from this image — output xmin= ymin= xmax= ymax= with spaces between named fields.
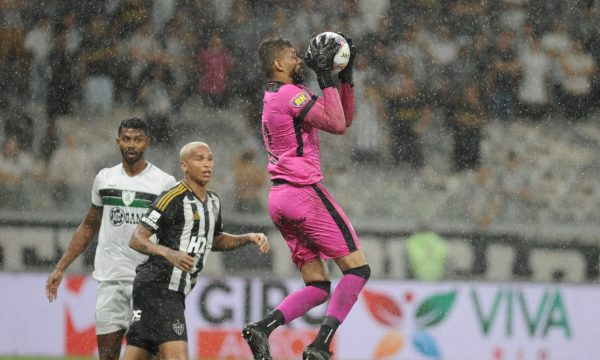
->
xmin=309 ymin=32 xmax=351 ymax=75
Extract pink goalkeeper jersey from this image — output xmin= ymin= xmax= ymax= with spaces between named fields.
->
xmin=261 ymin=81 xmax=354 ymax=185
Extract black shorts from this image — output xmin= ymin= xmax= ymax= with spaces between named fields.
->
xmin=126 ymin=284 xmax=187 ymax=354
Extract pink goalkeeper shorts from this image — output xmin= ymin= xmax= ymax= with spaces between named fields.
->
xmin=268 ymin=181 xmax=361 ymax=269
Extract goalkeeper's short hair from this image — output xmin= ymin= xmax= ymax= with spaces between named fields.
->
xmin=258 ymin=38 xmax=294 ymax=78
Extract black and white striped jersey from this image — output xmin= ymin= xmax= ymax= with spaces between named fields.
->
xmin=137 ymin=181 xmax=222 ymax=295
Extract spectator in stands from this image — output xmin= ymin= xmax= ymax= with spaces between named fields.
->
xmin=471 ymin=32 xmax=493 ymax=95
xmin=266 ymin=7 xmax=299 ymax=45
xmin=0 ymin=0 xmax=26 ymax=63
xmin=449 ymin=44 xmax=478 ymax=90
xmin=0 ymin=136 xmax=33 ymax=208
xmin=557 ymin=37 xmax=597 ymax=119
xmin=162 ymin=12 xmax=199 ymax=111
xmin=575 ymin=6 xmax=600 ymax=104
xmin=47 ymin=132 xmax=95 ymax=210
xmin=2 ymin=105 xmax=34 ymax=153
xmin=467 ymin=164 xmax=501 ymax=275
xmin=196 ymin=32 xmax=234 ymax=108
xmin=0 ymin=35 xmax=29 ymax=100
xmin=500 ymin=151 xmax=533 ymax=223
xmin=24 ymin=13 xmax=51 ymax=106
xmin=46 ymin=28 xmax=78 ymax=124
xmin=60 ymin=12 xmax=82 ymax=56
xmin=384 ymin=60 xmax=432 ymax=170
xmin=151 ymin=0 xmax=177 ymax=35
xmin=517 ymin=31 xmax=552 ymax=119
xmin=446 ymin=0 xmax=492 ymax=39
xmin=128 ymin=20 xmax=164 ymax=102
xmin=292 ymin=0 xmax=325 ymax=39
xmin=227 ymin=0 xmax=263 ymax=128
xmin=80 ymin=16 xmax=117 ymax=114
xmin=405 ymin=225 xmax=449 ymax=281
xmin=541 ymin=18 xmax=572 ymax=59
xmin=179 ymin=0 xmax=214 ymax=36
xmin=487 ymin=31 xmax=521 ymax=121
xmin=227 ymin=0 xmax=260 ymax=99
xmin=362 ymin=15 xmax=394 ymax=56
xmin=233 ymin=147 xmax=266 ymax=214
xmin=393 ymin=24 xmax=427 ymax=86
xmin=111 ymin=0 xmax=149 ymax=40
xmin=38 ymin=123 xmax=59 ymax=164
xmin=468 ymin=166 xmax=501 ymax=229
xmin=542 ymin=18 xmax=572 ymax=94
xmin=351 ymin=81 xmax=387 ymax=164
xmin=137 ymin=63 xmax=176 ymax=144
xmin=450 ymin=81 xmax=485 ymax=172
xmin=424 ymin=24 xmax=459 ymax=100
xmin=498 ymin=0 xmax=529 ymax=32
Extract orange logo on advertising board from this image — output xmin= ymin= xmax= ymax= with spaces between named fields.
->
xmin=198 ymin=328 xmax=332 ymax=359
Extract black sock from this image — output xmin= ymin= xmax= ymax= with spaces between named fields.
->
xmin=312 ymin=316 xmax=340 ymax=351
xmin=255 ymin=309 xmax=285 ymax=337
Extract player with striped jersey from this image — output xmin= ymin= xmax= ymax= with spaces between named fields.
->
xmin=123 ymin=141 xmax=270 ymax=360
xmin=45 ymin=118 xmax=176 ymax=360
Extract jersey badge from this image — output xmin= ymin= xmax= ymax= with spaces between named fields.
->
xmin=193 ymin=211 xmax=201 ymax=221
xmin=122 ymin=190 xmax=136 ymax=206
xmin=172 ymin=319 xmax=185 ymax=336
xmin=291 ymin=92 xmax=309 ymax=108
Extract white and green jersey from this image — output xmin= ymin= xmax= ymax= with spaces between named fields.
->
xmin=91 ymin=162 xmax=177 ymax=282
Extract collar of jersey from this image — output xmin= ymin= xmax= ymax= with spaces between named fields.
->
xmin=266 ymin=81 xmax=284 ymax=92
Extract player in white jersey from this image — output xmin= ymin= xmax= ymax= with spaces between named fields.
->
xmin=45 ymin=118 xmax=177 ymax=360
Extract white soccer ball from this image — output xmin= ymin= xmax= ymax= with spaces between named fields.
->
xmin=310 ymin=32 xmax=351 ymax=75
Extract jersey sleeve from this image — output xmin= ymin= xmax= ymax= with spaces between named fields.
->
xmin=163 ymin=175 xmax=178 ymax=190
xmin=209 ymin=192 xmax=223 ymax=237
xmin=213 ymin=207 xmax=223 ymax=237
xmin=299 ymin=87 xmax=346 ymax=134
xmin=282 ymin=85 xmax=315 ymax=119
xmin=280 ymin=84 xmax=345 ymax=134
xmin=140 ymin=191 xmax=177 ymax=233
xmin=90 ymin=170 xmax=104 ymax=208
xmin=339 ymin=82 xmax=355 ymax=127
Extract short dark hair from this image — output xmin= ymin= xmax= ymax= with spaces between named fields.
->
xmin=118 ymin=118 xmax=148 ymax=136
xmin=258 ymin=38 xmax=294 ymax=78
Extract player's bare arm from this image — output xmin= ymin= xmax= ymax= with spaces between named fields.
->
xmin=45 ymin=206 xmax=103 ymax=302
xmin=129 ymin=224 xmax=194 ymax=272
xmin=212 ymin=232 xmax=270 ymax=253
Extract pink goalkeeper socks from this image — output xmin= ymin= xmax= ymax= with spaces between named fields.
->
xmin=276 ymin=285 xmax=329 ymax=323
xmin=325 ymin=273 xmax=368 ymax=323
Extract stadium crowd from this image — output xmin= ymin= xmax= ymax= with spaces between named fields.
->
xmin=1 ymin=0 xmax=600 ymax=227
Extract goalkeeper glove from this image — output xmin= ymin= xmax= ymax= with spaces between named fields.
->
xmin=304 ymin=35 xmax=340 ymax=89
xmin=337 ymin=32 xmax=356 ymax=86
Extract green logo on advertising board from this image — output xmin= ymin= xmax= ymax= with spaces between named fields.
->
xmin=415 ymin=291 xmax=457 ymax=328
xmin=471 ymin=289 xmax=571 ymax=339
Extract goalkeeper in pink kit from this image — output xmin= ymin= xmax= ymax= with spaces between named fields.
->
xmin=242 ymin=35 xmax=370 ymax=360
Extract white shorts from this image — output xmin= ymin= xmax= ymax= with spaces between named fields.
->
xmin=95 ymin=280 xmax=134 ymax=335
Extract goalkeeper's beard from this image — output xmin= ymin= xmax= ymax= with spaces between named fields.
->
xmin=292 ymin=68 xmax=304 ymax=85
